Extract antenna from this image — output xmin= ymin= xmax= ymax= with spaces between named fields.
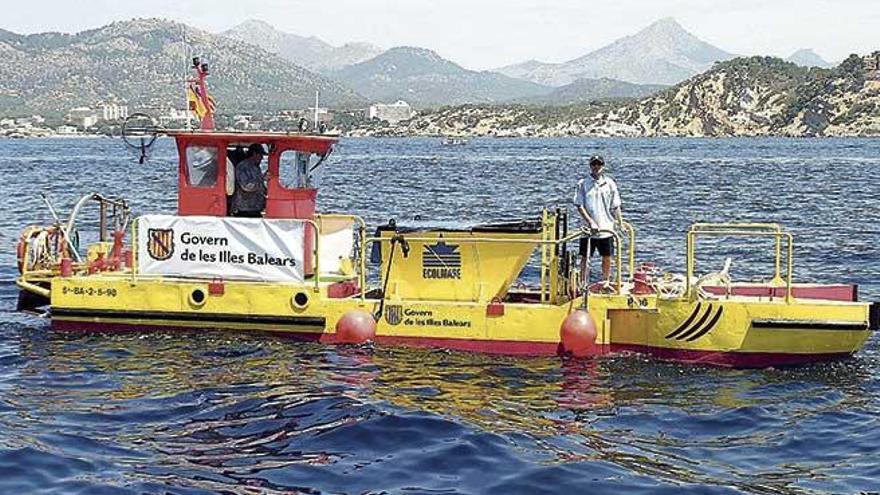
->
xmin=314 ymin=90 xmax=319 ymax=132
xmin=182 ymin=25 xmax=191 ymax=130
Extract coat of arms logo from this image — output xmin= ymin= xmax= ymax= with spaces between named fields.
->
xmin=147 ymin=228 xmax=175 ymax=261
xmin=385 ymin=305 xmax=403 ymax=326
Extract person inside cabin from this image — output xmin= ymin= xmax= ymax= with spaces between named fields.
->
xmin=573 ymin=155 xmax=623 ymax=290
xmin=225 ymin=145 xmax=246 ymax=212
xmin=230 ymin=143 xmax=268 ymax=217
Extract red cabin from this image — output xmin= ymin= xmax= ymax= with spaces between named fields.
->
xmin=170 ymin=130 xmax=338 ymax=274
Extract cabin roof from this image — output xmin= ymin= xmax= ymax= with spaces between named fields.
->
xmin=166 ymin=130 xmax=339 ymax=144
xmin=167 ymin=130 xmax=338 ymax=154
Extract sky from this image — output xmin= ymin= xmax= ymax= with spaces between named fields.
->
xmin=1 ymin=0 xmax=877 ymax=69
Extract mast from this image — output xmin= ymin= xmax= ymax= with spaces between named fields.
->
xmin=182 ymin=26 xmax=191 ymax=131
xmin=314 ymin=90 xmax=319 ymax=132
xmin=187 ymin=57 xmax=215 ymax=131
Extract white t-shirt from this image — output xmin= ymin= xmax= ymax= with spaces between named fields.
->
xmin=573 ymin=174 xmax=621 ymax=239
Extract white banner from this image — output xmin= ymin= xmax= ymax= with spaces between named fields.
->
xmin=318 ymin=217 xmax=355 ymax=276
xmin=137 ymin=215 xmax=305 ymax=282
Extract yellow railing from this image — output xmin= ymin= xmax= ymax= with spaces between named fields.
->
xmin=685 ymin=223 xmax=793 ymax=302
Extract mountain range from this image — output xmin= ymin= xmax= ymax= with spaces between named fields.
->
xmin=330 ymin=47 xmax=553 ymax=107
xmin=0 ymin=16 xmax=860 ymax=117
xmin=0 ymin=19 xmax=363 ymax=115
xmin=494 ymin=18 xmax=735 ymax=86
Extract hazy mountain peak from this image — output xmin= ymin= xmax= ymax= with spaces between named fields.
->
xmin=234 ymin=19 xmax=274 ymax=30
xmin=386 ymin=46 xmax=449 ymax=63
xmin=221 ymin=19 xmax=381 ymax=73
xmin=787 ymin=48 xmax=832 ymax=68
xmin=640 ymin=17 xmax=685 ymax=34
xmin=334 ymin=46 xmax=551 ymax=107
xmin=496 ymin=17 xmax=734 ymax=86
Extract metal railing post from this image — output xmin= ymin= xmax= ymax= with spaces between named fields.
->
xmin=786 ymin=233 xmax=794 ymax=303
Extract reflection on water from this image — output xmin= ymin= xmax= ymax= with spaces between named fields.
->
xmin=1 ymin=137 xmax=880 ymax=493
xmin=2 ymin=324 xmax=879 ymax=493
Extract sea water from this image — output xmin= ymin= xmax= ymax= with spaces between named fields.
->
xmin=0 ymin=137 xmax=878 ymax=493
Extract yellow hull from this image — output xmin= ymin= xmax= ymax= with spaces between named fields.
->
xmin=44 ymin=274 xmax=872 ymax=367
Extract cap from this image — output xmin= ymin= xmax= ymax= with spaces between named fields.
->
xmin=248 ymin=143 xmax=266 ymax=156
xmin=589 ymin=155 xmax=605 ymax=167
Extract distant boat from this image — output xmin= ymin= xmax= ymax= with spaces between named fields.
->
xmin=441 ymin=137 xmax=468 ymax=146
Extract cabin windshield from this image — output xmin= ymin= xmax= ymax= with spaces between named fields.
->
xmin=185 ymin=145 xmax=219 ymax=187
xmin=279 ymin=150 xmax=319 ymax=189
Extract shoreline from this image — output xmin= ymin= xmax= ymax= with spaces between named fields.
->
xmin=3 ymin=133 xmax=878 ymax=140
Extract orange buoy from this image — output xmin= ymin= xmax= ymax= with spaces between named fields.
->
xmin=336 ymin=310 xmax=377 ymax=344
xmin=560 ymin=309 xmax=599 ymax=357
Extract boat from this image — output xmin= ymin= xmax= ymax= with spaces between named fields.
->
xmin=441 ymin=137 xmax=468 ymax=146
xmin=14 ymin=58 xmax=879 ymax=368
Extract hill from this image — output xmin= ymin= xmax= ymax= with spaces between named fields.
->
xmin=221 ymin=19 xmax=382 ymax=73
xmin=332 ymin=46 xmax=553 ymax=108
xmin=350 ymin=55 xmax=880 ymax=137
xmin=0 ymin=18 xmax=365 ymax=116
xmin=495 ymin=18 xmax=735 ymax=86
xmin=583 ymin=55 xmax=879 ymax=136
xmin=516 ymin=78 xmax=665 ymax=106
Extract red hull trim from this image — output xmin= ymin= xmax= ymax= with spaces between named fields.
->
xmin=52 ymin=319 xmax=853 ymax=366
xmin=51 ymin=318 xmax=562 ymax=355
xmin=701 ymin=284 xmax=857 ymax=302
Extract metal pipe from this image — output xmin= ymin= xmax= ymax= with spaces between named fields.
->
xmin=690 ymin=222 xmax=781 ymax=231
xmin=685 ymin=231 xmax=693 ymax=299
xmin=621 ymin=220 xmax=636 ymax=279
xmin=363 ymin=229 xmax=601 ymax=247
xmin=40 ymin=193 xmax=83 ymax=263
xmin=16 ymin=280 xmax=50 ymax=299
xmin=775 ymin=233 xmax=782 ymax=282
xmin=99 ymin=201 xmax=107 ymax=242
xmin=130 ymin=218 xmax=138 ymax=283
xmin=540 ymin=209 xmax=547 ymax=303
xmin=786 ymin=233 xmax=794 ymax=303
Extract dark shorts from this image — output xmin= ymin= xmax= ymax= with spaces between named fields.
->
xmin=579 ymin=236 xmax=614 ymax=257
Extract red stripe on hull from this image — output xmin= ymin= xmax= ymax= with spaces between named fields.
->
xmin=51 ymin=319 xmax=563 ymax=355
xmin=51 ymin=319 xmax=853 ymax=367
xmin=701 ymin=284 xmax=857 ymax=302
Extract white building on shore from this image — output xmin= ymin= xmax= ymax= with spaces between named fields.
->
xmin=101 ymin=103 xmax=129 ymax=121
xmin=368 ymin=101 xmax=415 ymax=124
xmin=67 ymin=107 xmax=99 ymax=128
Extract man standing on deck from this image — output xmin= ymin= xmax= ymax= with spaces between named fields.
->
xmin=573 ymin=155 xmax=623 ymax=289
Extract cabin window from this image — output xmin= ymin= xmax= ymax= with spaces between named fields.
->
xmin=279 ymin=151 xmax=320 ymax=189
xmin=186 ymin=145 xmax=219 ymax=187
